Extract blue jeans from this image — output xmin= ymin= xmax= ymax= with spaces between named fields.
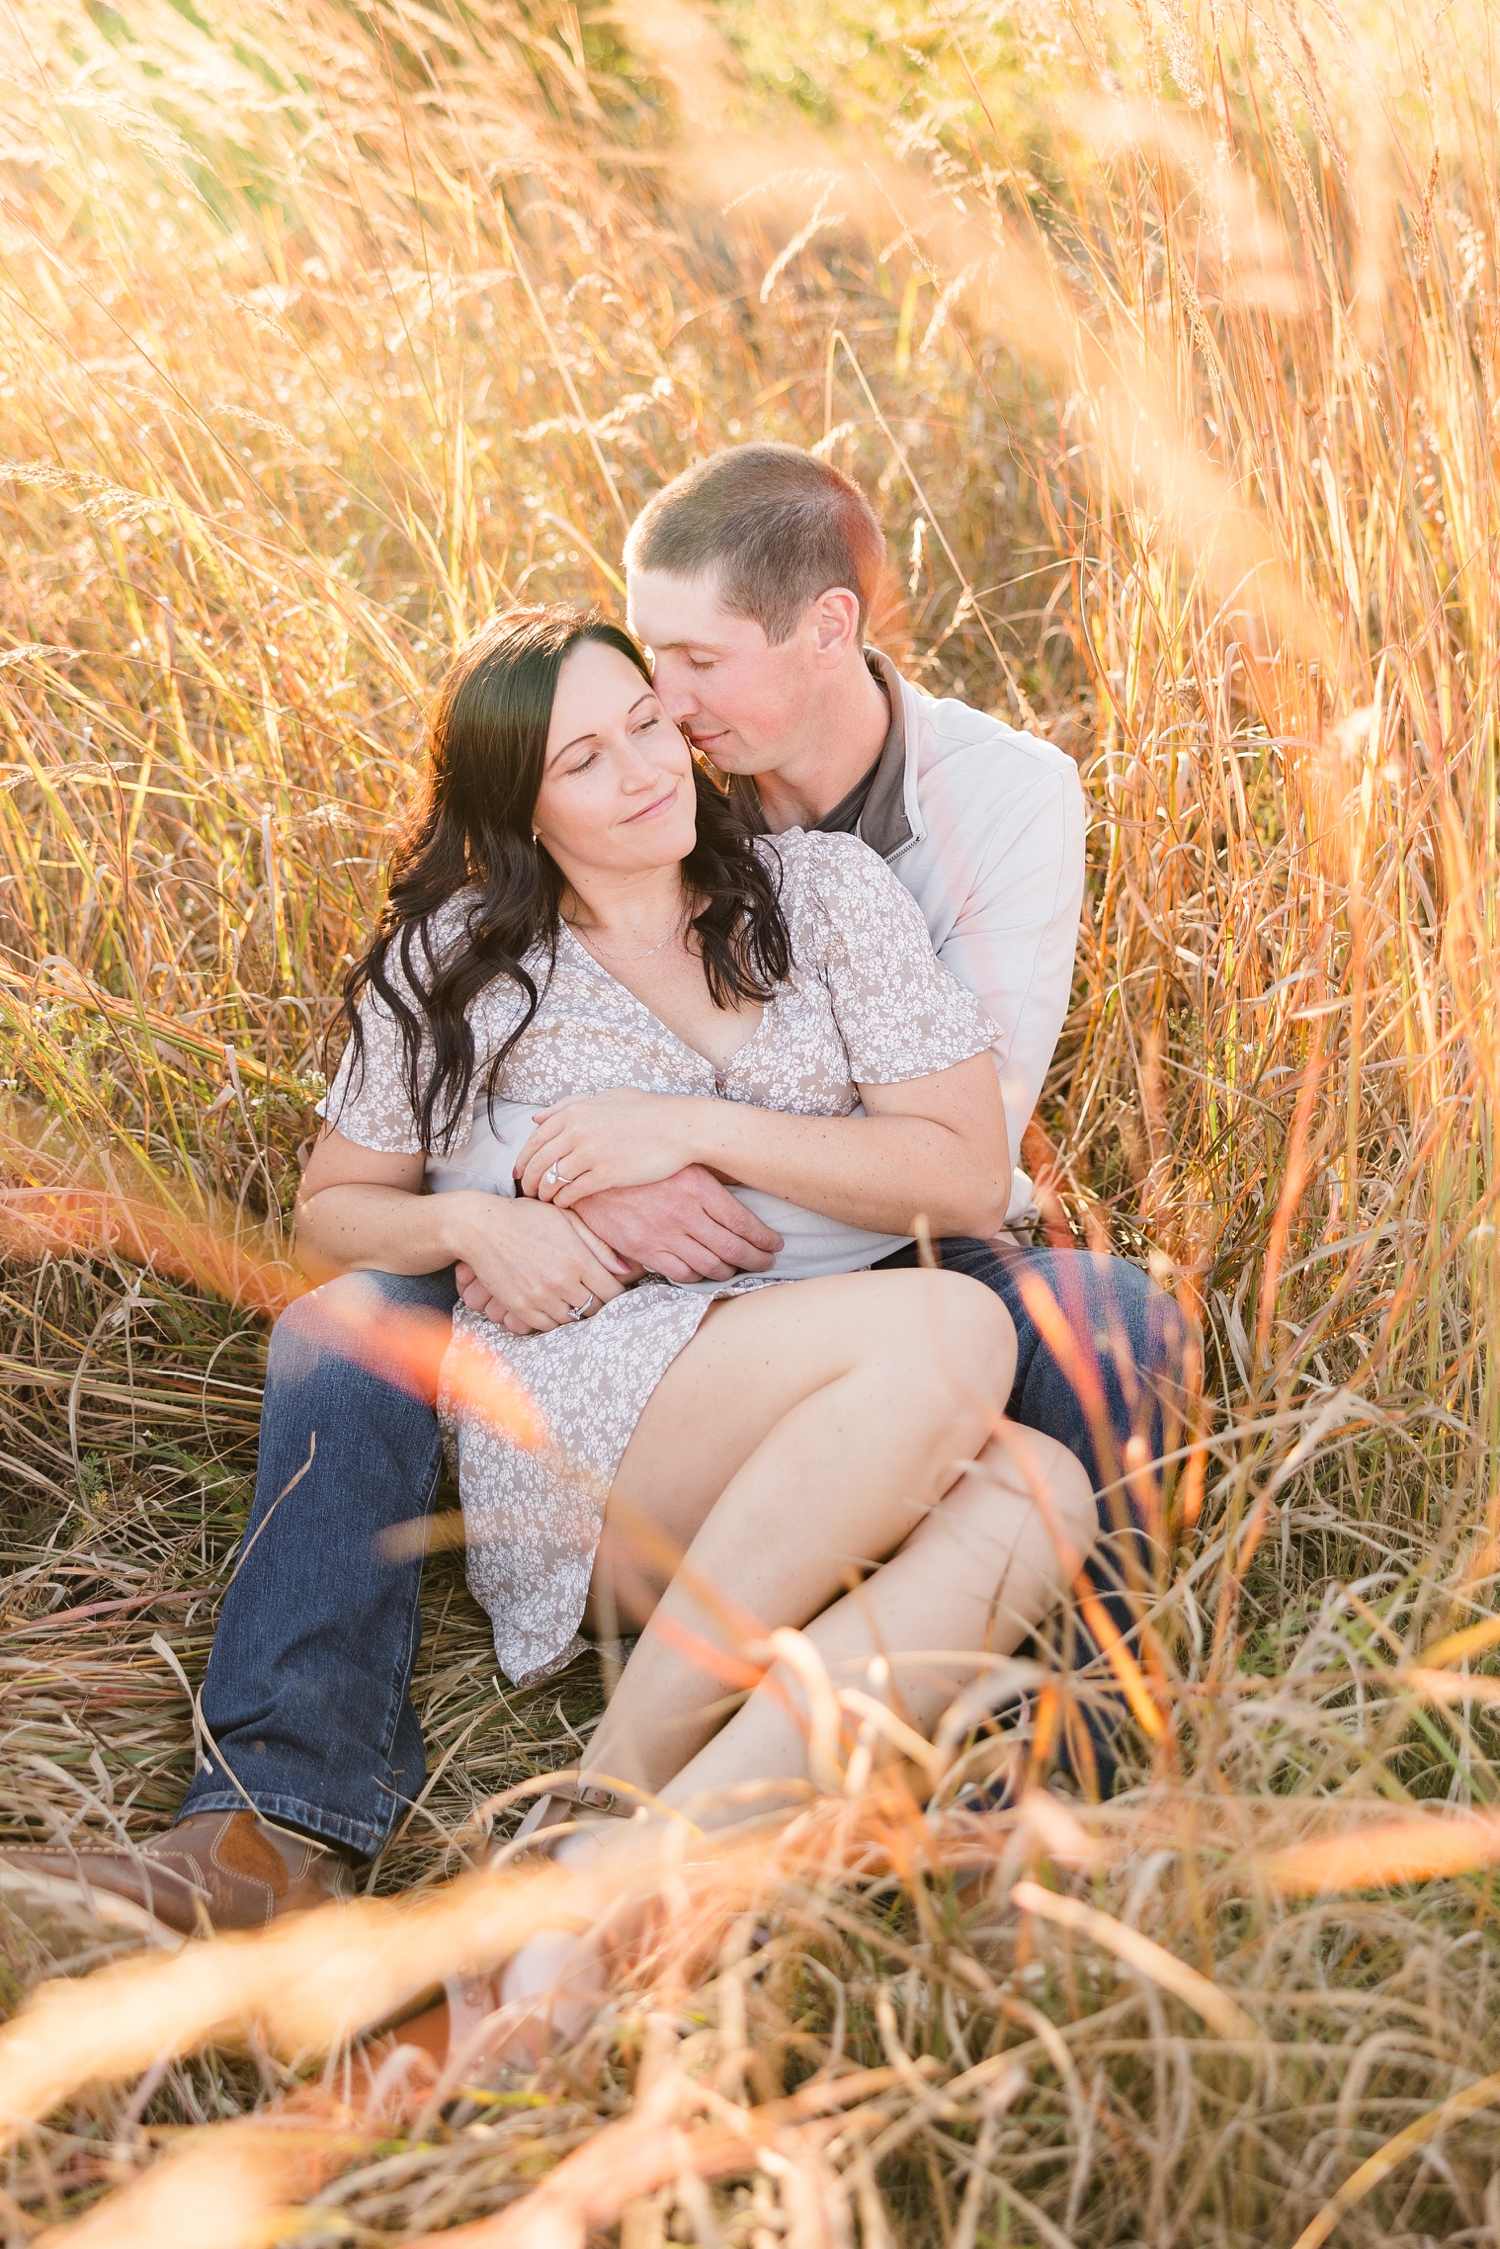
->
xmin=181 ymin=1246 xmax=1192 ymax=1856
xmin=181 ymin=1267 xmax=460 ymax=1858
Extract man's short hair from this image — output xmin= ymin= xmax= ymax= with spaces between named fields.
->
xmin=624 ymin=442 xmax=887 ymax=645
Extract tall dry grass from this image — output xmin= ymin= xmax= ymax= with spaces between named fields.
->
xmin=1 ymin=0 xmax=1499 ymax=2239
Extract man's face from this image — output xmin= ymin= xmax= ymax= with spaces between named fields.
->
xmin=626 ymin=567 xmax=819 ymax=776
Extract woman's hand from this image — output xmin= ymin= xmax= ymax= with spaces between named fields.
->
xmin=515 ymin=1089 xmax=712 ymax=1208
xmin=450 ymin=1195 xmax=630 ymax=1334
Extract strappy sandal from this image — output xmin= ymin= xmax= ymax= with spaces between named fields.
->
xmin=496 ymin=1771 xmax=642 ymax=1865
xmin=357 ymin=1774 xmax=642 ymax=2086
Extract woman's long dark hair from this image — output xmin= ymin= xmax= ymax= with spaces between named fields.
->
xmin=335 ymin=604 xmax=792 ymax=1153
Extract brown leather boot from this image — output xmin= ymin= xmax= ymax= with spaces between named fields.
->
xmin=0 ymin=1809 xmax=356 ymax=1942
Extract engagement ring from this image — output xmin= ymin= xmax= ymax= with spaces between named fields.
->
xmin=566 ymin=1291 xmax=598 ymax=1323
xmin=543 ymin=1162 xmax=566 ymax=1186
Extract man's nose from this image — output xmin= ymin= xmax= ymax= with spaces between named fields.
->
xmin=651 ymin=655 xmax=696 ymax=722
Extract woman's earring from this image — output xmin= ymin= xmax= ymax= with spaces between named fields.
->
xmin=531 ymin=831 xmax=540 ymax=847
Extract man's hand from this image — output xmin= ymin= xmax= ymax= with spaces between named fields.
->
xmin=572 ymin=1166 xmax=784 ymax=1284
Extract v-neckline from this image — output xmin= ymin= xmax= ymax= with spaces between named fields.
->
xmin=558 ymin=918 xmax=769 ymax=1083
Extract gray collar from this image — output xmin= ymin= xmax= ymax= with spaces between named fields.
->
xmin=855 ymin=648 xmax=914 ymax=862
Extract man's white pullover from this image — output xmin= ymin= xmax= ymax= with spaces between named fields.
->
xmin=856 ymin=653 xmax=1086 ymax=1226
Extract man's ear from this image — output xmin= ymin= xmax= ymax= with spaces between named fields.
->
xmin=807 ymin=586 xmax=863 ymax=664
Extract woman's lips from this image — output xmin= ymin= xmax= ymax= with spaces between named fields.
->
xmin=623 ymin=785 xmax=679 ymax=823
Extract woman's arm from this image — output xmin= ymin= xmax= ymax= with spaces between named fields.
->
xmin=514 ymin=1053 xmax=1011 ymax=1241
xmin=296 ymin=1128 xmax=631 ymax=1333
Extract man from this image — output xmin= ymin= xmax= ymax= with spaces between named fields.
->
xmin=1 ymin=445 xmax=1189 ymax=1939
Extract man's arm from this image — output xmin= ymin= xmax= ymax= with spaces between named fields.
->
xmin=571 ymin=1168 xmax=783 ymax=1283
xmin=516 ymin=1057 xmax=1009 ymax=1237
xmin=933 ymin=759 xmax=1085 ymax=1199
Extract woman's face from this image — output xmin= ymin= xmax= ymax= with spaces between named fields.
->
xmin=531 ymin=637 xmax=698 ymax=882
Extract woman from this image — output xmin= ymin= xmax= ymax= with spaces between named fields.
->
xmin=298 ymin=604 xmax=1095 ymax=2067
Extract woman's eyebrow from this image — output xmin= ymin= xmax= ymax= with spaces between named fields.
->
xmin=548 ymin=727 xmax=599 ymax=763
xmin=548 ymin=692 xmax=657 ymax=765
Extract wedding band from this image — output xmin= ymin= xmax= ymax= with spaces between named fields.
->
xmin=567 ymin=1291 xmax=598 ymax=1323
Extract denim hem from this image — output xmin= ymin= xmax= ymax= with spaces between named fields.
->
xmin=175 ymin=1790 xmax=389 ymax=1863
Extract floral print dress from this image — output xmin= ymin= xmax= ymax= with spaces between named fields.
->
xmin=325 ymin=827 xmax=995 ymax=1684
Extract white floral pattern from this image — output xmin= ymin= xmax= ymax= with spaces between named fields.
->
xmin=326 ymin=828 xmax=995 ymax=1685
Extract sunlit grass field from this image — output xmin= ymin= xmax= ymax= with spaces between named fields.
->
xmin=1 ymin=0 xmax=1498 ymax=2239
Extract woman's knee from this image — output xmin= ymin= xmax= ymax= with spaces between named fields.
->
xmin=1044 ymin=1439 xmax=1100 ymax=1568
xmin=879 ymin=1270 xmax=1015 ymax=1416
xmin=973 ymin=1426 xmax=1099 ymax=1572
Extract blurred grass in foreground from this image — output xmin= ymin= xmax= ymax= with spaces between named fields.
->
xmin=1 ymin=0 xmax=1499 ymax=2239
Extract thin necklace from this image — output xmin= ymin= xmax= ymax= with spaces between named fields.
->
xmin=567 ymin=905 xmax=687 ymax=964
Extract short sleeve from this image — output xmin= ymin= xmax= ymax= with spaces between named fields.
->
xmin=787 ymin=830 xmax=997 ymax=1083
xmin=321 ymin=900 xmax=476 ymax=1155
xmin=322 ymin=983 xmax=427 ymax=1155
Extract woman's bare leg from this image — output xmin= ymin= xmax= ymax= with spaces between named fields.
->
xmin=660 ymin=1421 xmax=1098 ymax=1821
xmin=373 ymin=1275 xmax=1092 ymax=2087
xmin=486 ymin=1421 xmax=1099 ymax=2060
xmin=584 ymin=1268 xmax=1011 ymax=1618
xmin=580 ymin=1267 xmax=1017 ymax=1798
